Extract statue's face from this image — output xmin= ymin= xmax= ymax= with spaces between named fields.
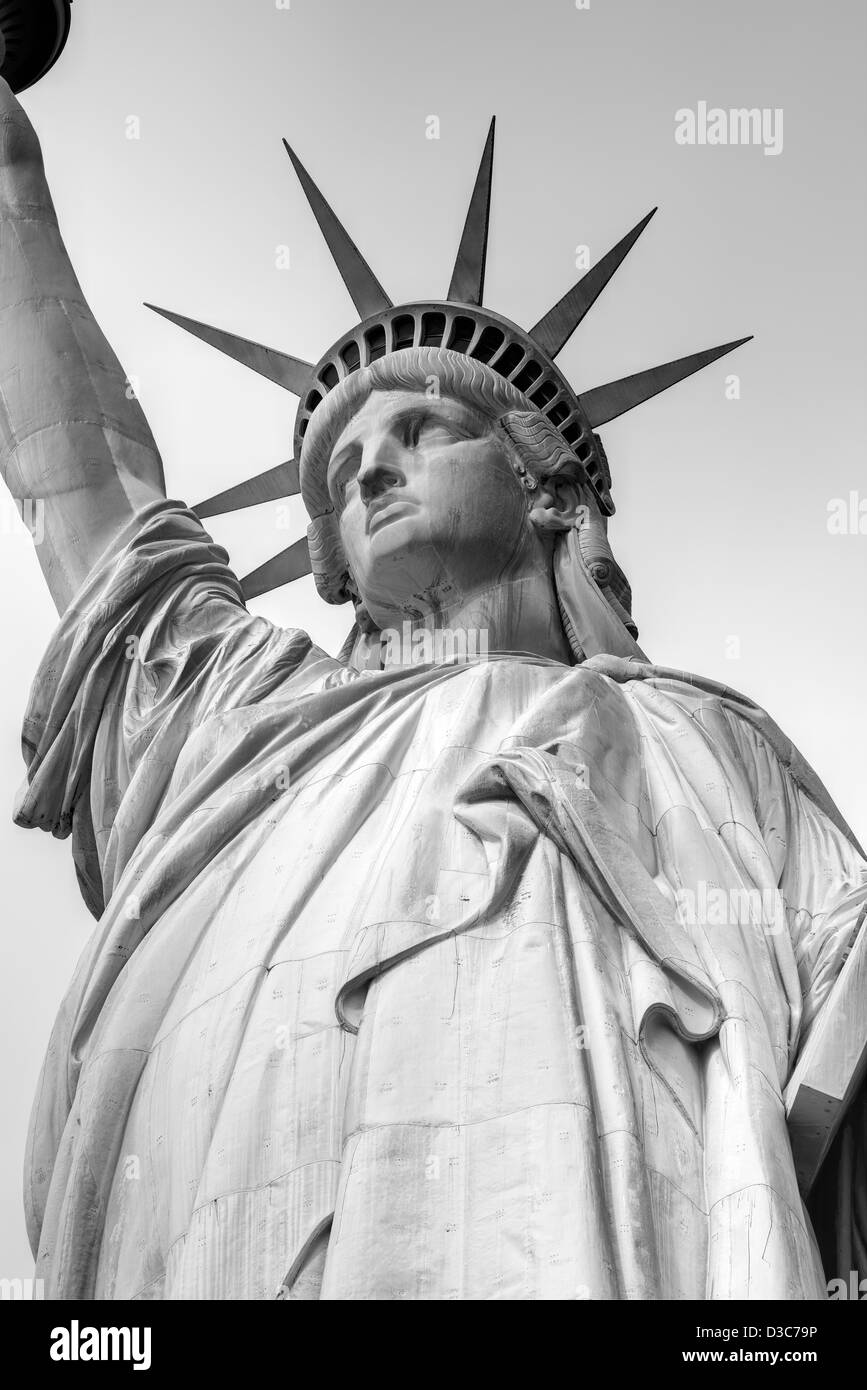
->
xmin=326 ymin=388 xmax=543 ymax=624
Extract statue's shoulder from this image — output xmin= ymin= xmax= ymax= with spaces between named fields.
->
xmin=582 ymin=651 xmax=775 ymax=752
xmin=581 ymin=653 xmax=757 ymax=718
xmin=582 ymin=654 xmax=862 ymax=855
xmin=582 ymin=653 xmax=750 ymax=703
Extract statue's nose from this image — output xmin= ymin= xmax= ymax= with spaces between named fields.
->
xmin=357 ymin=434 xmax=406 ymax=502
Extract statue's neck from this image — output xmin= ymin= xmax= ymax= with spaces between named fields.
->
xmin=379 ymin=572 xmax=573 ymax=667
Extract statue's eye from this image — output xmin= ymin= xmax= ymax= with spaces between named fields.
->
xmin=403 ymin=414 xmax=426 ymax=449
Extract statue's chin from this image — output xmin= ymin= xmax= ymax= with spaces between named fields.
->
xmin=353 ymin=521 xmax=529 ymax=629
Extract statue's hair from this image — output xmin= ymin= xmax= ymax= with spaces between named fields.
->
xmin=493 ymin=411 xmax=636 ymax=635
xmin=493 ymin=410 xmax=582 ymax=483
xmin=300 ymin=345 xmax=636 ymax=637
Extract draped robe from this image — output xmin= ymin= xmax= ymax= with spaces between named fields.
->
xmin=18 ymin=502 xmax=867 ymax=1300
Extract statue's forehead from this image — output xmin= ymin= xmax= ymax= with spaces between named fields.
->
xmin=330 ymin=387 xmax=485 ymax=455
xmin=345 ymin=387 xmax=424 ymax=422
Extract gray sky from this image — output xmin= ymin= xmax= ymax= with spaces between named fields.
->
xmin=1 ymin=0 xmax=865 ymax=1278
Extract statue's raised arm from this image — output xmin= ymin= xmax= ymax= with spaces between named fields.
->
xmin=0 ymin=76 xmax=166 ymax=613
xmin=0 ymin=78 xmax=333 ymax=933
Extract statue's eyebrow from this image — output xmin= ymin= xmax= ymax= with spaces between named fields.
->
xmin=386 ymin=399 xmax=482 ymax=437
xmin=328 ymin=398 xmax=483 ymax=491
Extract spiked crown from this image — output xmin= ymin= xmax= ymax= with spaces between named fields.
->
xmin=147 ymin=118 xmax=750 ymax=601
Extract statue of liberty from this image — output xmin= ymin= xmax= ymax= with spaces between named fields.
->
xmin=1 ymin=74 xmax=865 ymax=1300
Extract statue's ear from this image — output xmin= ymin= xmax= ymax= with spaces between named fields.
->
xmin=554 ymin=525 xmax=648 ymax=662
xmin=527 ymin=475 xmax=584 ymax=533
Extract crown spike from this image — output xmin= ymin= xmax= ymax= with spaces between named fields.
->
xmin=580 ymin=336 xmax=753 ymax=428
xmin=194 ymin=460 xmax=300 ymax=520
xmin=240 ymin=537 xmax=312 ymax=600
xmin=146 ymin=304 xmax=313 ymax=395
xmin=529 ymin=208 xmax=657 ymax=359
xmin=282 ymin=139 xmax=392 ymax=319
xmin=447 ymin=117 xmax=496 ymax=306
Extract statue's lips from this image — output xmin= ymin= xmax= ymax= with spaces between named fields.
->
xmin=366 ymin=499 xmax=415 ymax=535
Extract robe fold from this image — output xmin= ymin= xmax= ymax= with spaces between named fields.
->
xmin=17 ymin=500 xmax=867 ymax=1300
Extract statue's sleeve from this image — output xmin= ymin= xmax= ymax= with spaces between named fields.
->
xmin=13 ymin=498 xmax=334 ymax=917
xmin=720 ymin=705 xmax=867 ymax=1046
